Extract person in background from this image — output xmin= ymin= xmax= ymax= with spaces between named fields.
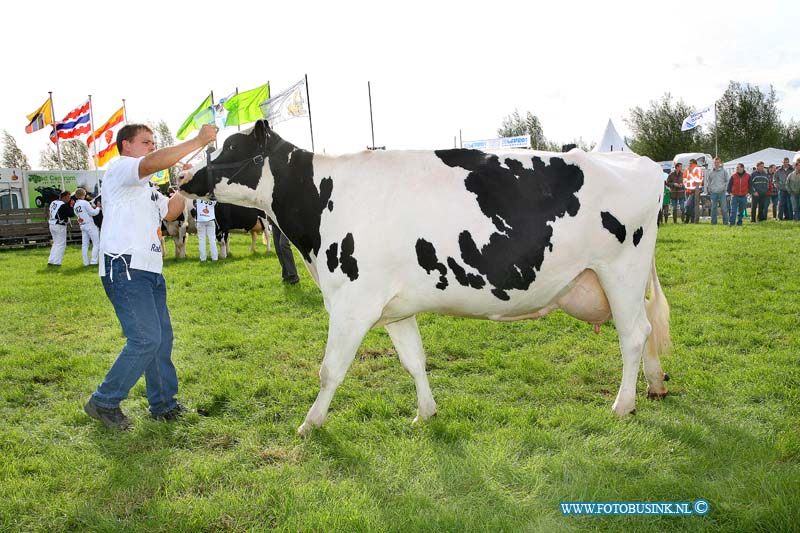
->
xmin=660 ymin=179 xmax=671 ymax=225
xmin=728 ymin=163 xmax=750 ymax=226
xmin=194 ymin=198 xmax=218 ymax=262
xmin=666 ymin=163 xmax=686 ymax=223
xmin=83 ymin=123 xmax=217 ymax=430
xmin=786 ymin=160 xmax=800 ymax=221
xmin=774 ymin=157 xmax=793 ymax=220
xmin=47 ymin=190 xmax=74 ymax=267
xmin=764 ymin=164 xmax=778 ymax=219
xmin=749 ymin=161 xmax=770 ymax=222
xmin=269 ymin=218 xmax=300 ymax=284
xmin=682 ymin=159 xmax=703 ymax=223
xmin=704 ymin=157 xmax=728 ymax=225
xmin=72 ymin=188 xmax=101 ymax=266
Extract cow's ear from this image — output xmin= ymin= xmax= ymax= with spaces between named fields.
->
xmin=254 ymin=119 xmax=269 ymax=145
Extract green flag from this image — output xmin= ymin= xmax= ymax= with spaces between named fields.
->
xmin=176 ymin=93 xmax=213 ymax=140
xmin=224 ymin=82 xmax=270 ymax=127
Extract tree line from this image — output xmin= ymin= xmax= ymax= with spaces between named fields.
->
xmin=498 ymin=81 xmax=800 ymax=161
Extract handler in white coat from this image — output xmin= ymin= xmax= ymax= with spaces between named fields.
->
xmin=47 ymin=190 xmax=74 ymax=266
xmin=73 ymin=188 xmax=102 ymax=266
xmin=195 ymin=199 xmax=218 ymax=261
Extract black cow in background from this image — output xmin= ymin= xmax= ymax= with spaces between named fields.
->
xmin=214 ymin=203 xmax=271 ymax=258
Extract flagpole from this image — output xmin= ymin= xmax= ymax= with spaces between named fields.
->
xmin=305 ymin=74 xmax=315 ymax=152
xmin=122 ymin=99 xmax=128 ymax=124
xmin=714 ymin=101 xmax=718 ymax=158
xmin=49 ymin=92 xmax=66 ymax=191
xmin=88 ymin=95 xmax=99 ymax=171
xmin=235 ymin=88 xmax=240 ymax=132
xmin=368 ymin=81 xmax=376 ymax=150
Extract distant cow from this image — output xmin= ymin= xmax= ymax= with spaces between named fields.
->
xmin=162 ymin=203 xmax=196 ymax=259
xmin=181 ymin=120 xmax=671 ymax=437
xmin=214 ymin=203 xmax=271 ymax=258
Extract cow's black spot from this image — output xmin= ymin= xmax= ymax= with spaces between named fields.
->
xmin=432 ymin=149 xmax=583 ymax=300
xmin=601 ymin=211 xmax=626 ymax=243
xmin=447 ymin=257 xmax=485 ymax=289
xmin=633 ymin=226 xmax=643 ymax=247
xmin=327 ymin=200 xmax=333 ymax=212
xmin=416 ymin=239 xmax=448 ymax=290
xmin=319 ymin=177 xmax=333 ymax=211
xmin=326 ymin=242 xmax=339 ymax=272
xmin=339 ymin=233 xmax=359 ymax=281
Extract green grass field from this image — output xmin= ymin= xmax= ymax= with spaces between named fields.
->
xmin=1 ymin=221 xmax=798 ymax=532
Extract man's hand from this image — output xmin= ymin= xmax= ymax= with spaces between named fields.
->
xmin=197 ymin=124 xmax=218 ymax=146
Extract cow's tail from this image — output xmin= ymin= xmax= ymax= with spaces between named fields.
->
xmin=258 ymin=217 xmax=269 ymax=246
xmin=645 ymin=257 xmax=671 ymax=358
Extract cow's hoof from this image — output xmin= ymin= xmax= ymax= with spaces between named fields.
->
xmin=612 ymin=401 xmax=636 ymax=416
xmin=647 ymin=388 xmax=669 ymax=400
xmin=297 ymin=422 xmax=314 ymax=438
xmin=412 ymin=410 xmax=437 ymax=424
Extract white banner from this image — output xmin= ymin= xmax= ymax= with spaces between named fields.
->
xmin=463 ymin=135 xmax=531 ymax=150
xmin=259 ymin=79 xmax=308 ymax=126
xmin=681 ymin=105 xmax=715 ymax=131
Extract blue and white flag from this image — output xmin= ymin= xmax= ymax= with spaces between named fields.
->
xmin=681 ymin=105 xmax=715 ymax=131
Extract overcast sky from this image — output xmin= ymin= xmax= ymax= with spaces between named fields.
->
xmin=3 ymin=0 xmax=799 ymax=166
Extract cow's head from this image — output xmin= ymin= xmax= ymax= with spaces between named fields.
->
xmin=179 ymin=119 xmax=271 ymax=207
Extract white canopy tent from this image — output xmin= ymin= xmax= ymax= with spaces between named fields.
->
xmin=723 ymin=147 xmax=797 ymax=174
xmin=592 ymin=119 xmax=634 ymax=153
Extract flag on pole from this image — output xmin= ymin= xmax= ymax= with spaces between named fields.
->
xmin=192 ymin=91 xmax=235 ymax=130
xmin=87 ymin=107 xmax=125 ymax=167
xmin=224 ymin=82 xmax=269 ymax=127
xmin=259 ymin=78 xmax=309 ymax=126
xmin=176 ymin=93 xmax=213 ymax=140
xmin=681 ymin=105 xmax=715 ymax=131
xmin=25 ymin=98 xmax=54 ymax=133
xmin=49 ymin=100 xmax=92 ymax=143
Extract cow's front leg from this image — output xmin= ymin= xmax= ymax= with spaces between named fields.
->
xmin=385 ymin=316 xmax=437 ymax=423
xmin=298 ymin=311 xmax=374 ymax=437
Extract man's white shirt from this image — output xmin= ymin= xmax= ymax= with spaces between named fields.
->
xmin=99 ymin=156 xmax=169 ymax=276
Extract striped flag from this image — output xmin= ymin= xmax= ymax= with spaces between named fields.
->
xmin=25 ymin=98 xmax=54 ymax=134
xmin=87 ymin=107 xmax=125 ymax=167
xmin=49 ymin=100 xmax=92 ymax=143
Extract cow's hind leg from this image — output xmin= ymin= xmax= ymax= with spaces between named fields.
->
xmin=596 ymin=270 xmax=651 ymax=416
xmin=385 ymin=316 xmax=437 ymax=423
xmin=298 ymin=311 xmax=376 ymax=437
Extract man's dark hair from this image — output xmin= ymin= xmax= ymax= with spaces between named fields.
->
xmin=116 ymin=123 xmax=153 ymax=154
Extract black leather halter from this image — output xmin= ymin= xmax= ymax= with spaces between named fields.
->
xmin=204 ymin=143 xmax=266 ymax=201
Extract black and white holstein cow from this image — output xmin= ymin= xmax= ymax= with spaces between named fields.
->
xmin=162 ymin=203 xmax=196 ymax=259
xmin=214 ymin=203 xmax=271 ymax=258
xmin=180 ymin=120 xmax=671 ymax=437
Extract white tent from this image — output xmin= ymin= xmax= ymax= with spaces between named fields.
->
xmin=592 ymin=119 xmax=634 ymax=153
xmin=723 ymin=147 xmax=797 ymax=174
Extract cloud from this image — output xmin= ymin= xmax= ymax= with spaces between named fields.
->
xmin=787 ymin=78 xmax=800 ymax=90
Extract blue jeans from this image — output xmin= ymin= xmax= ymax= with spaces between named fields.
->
xmin=765 ymin=194 xmax=778 ymax=218
xmin=670 ymin=197 xmax=685 ymax=220
xmin=92 ymin=254 xmax=178 ymax=415
xmin=779 ymin=190 xmax=793 ymax=220
xmin=791 ymin=194 xmax=800 ymax=221
xmin=709 ymin=191 xmax=728 ymax=225
xmin=730 ymin=196 xmax=748 ymax=225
